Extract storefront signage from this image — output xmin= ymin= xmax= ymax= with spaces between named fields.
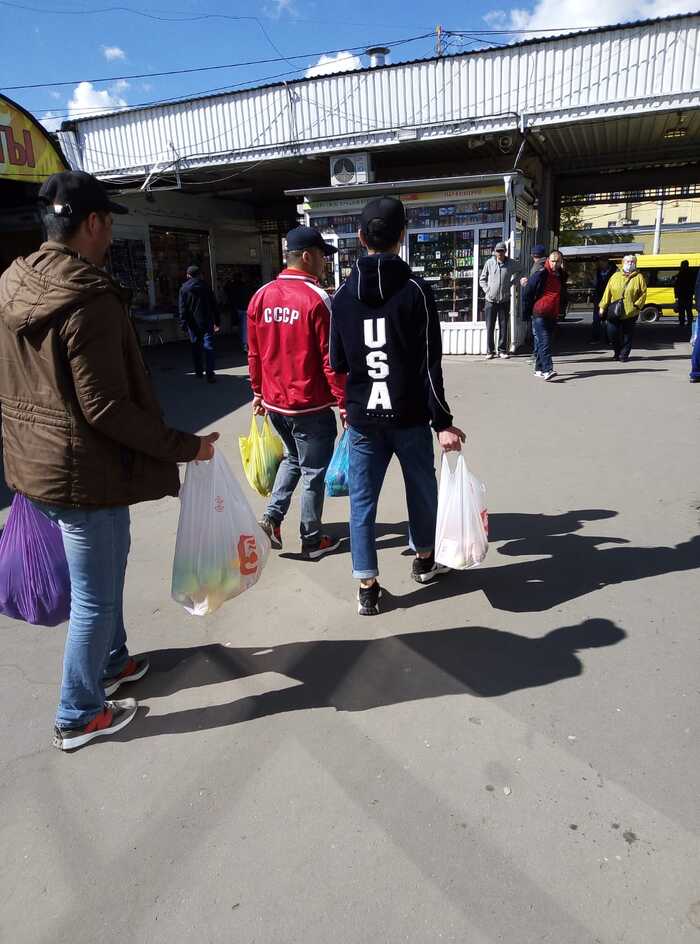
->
xmin=0 ymin=95 xmax=67 ymax=184
xmin=304 ymin=185 xmax=505 ymax=215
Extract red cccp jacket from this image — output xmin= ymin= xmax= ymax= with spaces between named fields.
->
xmin=247 ymin=268 xmax=345 ymax=415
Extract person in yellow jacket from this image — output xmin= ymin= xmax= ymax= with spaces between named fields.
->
xmin=599 ymin=255 xmax=647 ymax=362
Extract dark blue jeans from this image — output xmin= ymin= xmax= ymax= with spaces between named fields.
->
xmin=348 ymin=424 xmax=438 ymax=579
xmin=533 ymin=316 xmax=555 ymax=373
xmin=266 ymin=409 xmax=337 ymax=547
xmin=607 ymin=315 xmax=637 ymax=359
xmin=189 ymin=328 xmax=216 ymax=377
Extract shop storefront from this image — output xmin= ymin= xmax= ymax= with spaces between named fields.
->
xmin=0 ymin=95 xmax=67 ymax=273
xmin=294 ymin=174 xmax=537 ymax=355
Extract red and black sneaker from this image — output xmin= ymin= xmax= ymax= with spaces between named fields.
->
xmin=303 ymin=534 xmax=342 ymax=560
xmin=103 ymin=655 xmax=150 ymax=697
xmin=259 ymin=515 xmax=283 ymax=550
xmin=53 ymin=699 xmax=138 ymax=751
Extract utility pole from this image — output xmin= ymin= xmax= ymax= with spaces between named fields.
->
xmin=435 ymin=25 xmax=444 ymax=57
xmin=653 ymin=200 xmax=664 ymax=254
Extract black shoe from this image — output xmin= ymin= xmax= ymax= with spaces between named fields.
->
xmin=412 ymin=553 xmax=450 ymax=584
xmin=612 ymin=354 xmax=620 ymax=361
xmin=302 ymin=535 xmax=341 ymax=560
xmin=259 ymin=515 xmax=283 ymax=550
xmin=620 ymin=355 xmax=630 ymax=362
xmin=357 ymin=581 xmax=381 ymax=616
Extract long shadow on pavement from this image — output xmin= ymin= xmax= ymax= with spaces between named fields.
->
xmin=112 ymin=617 xmax=626 ymax=741
xmin=551 ymin=368 xmax=666 ymax=383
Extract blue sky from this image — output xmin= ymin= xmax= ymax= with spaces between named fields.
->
xmin=1 ymin=0 xmax=692 ymax=130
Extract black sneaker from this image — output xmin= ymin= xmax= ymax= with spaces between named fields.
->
xmin=103 ymin=655 xmax=150 ymax=697
xmin=53 ymin=699 xmax=138 ymax=751
xmin=357 ymin=581 xmax=381 ymax=616
xmin=259 ymin=515 xmax=283 ymax=549
xmin=412 ymin=553 xmax=450 ymax=584
xmin=303 ymin=534 xmax=341 ymax=560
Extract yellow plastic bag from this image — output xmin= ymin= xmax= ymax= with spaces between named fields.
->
xmin=238 ymin=414 xmax=284 ymax=497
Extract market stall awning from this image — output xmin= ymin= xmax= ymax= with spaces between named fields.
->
xmin=1 ymin=95 xmax=67 ymax=184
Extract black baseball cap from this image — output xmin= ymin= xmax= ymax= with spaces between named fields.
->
xmin=286 ymin=225 xmax=337 ymax=256
xmin=360 ymin=196 xmax=406 ymax=242
xmin=38 ymin=170 xmax=128 ymax=222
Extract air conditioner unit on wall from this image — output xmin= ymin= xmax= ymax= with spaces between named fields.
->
xmin=330 ymin=153 xmax=373 ymax=187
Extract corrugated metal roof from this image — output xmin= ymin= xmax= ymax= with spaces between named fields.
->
xmin=58 ymin=13 xmax=700 ymax=179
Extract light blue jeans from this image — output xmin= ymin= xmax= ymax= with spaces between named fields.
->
xmin=32 ymin=503 xmax=131 ymax=728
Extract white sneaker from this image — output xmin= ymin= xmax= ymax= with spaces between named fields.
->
xmin=486 ymin=353 xmax=496 ymax=360
xmin=498 ymin=352 xmax=510 ymax=359
xmin=534 ymin=370 xmax=544 ymax=378
xmin=542 ymin=370 xmax=557 ymax=381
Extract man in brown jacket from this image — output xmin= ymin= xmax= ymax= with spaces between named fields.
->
xmin=0 ymin=171 xmax=218 ymax=751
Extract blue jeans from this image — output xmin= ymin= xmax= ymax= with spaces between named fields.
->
xmin=266 ymin=409 xmax=337 ymax=547
xmin=533 ymin=316 xmax=555 ymax=373
xmin=591 ymin=303 xmax=603 ymax=340
xmin=189 ymin=328 xmax=216 ymax=377
xmin=31 ymin=503 xmax=131 ymax=728
xmin=690 ymin=322 xmax=700 ymax=379
xmin=348 ymin=424 xmax=438 ymax=579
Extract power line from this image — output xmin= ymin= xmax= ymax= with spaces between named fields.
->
xmin=2 ymin=32 xmax=432 ymax=91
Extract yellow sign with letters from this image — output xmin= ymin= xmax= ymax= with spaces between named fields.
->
xmin=0 ymin=95 xmax=67 ymax=183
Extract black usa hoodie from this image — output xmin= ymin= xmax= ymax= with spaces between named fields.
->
xmin=330 ymin=253 xmax=453 ymax=431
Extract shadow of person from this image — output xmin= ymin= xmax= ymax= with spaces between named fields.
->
xmin=111 ymin=618 xmax=625 ymax=742
xmin=552 ymin=368 xmax=666 ymax=383
xmin=381 ymin=521 xmax=700 ymax=614
xmin=488 ymin=509 xmax=616 ymax=542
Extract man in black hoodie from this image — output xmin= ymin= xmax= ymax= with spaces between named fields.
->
xmin=179 ymin=264 xmax=221 ymax=383
xmin=330 ymin=197 xmax=465 ymax=616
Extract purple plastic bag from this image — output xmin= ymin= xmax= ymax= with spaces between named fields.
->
xmin=0 ymin=494 xmax=71 ymax=626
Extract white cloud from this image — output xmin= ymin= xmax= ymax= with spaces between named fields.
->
xmin=142 ymin=82 xmax=154 ymax=92
xmin=486 ymin=0 xmax=697 ymax=36
xmin=305 ymin=51 xmax=363 ymax=79
xmin=67 ymin=81 xmax=128 ymax=119
xmin=268 ymin=0 xmax=295 ymax=15
xmin=102 ymin=45 xmax=126 ymax=61
xmin=40 ymin=111 xmax=62 ymax=132
xmin=112 ymin=79 xmax=130 ymax=93
xmin=49 ymin=90 xmax=62 ymax=100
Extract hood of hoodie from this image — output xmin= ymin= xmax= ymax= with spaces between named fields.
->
xmin=349 ymin=253 xmax=412 ymax=307
xmin=0 ymin=241 xmax=124 ymax=338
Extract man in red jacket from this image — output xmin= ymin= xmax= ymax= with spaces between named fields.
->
xmin=248 ymin=226 xmax=346 ymax=558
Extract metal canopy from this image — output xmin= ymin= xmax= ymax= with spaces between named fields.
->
xmin=285 ymin=172 xmax=517 ymax=199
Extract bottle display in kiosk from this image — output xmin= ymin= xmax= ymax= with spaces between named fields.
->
xmin=409 ymin=230 xmax=475 ymax=322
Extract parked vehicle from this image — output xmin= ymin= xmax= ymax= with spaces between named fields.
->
xmin=634 ymin=253 xmax=700 ymax=323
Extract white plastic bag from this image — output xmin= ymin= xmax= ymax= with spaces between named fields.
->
xmin=171 ymin=451 xmax=270 ymax=616
xmin=434 ymin=454 xmax=488 ymax=570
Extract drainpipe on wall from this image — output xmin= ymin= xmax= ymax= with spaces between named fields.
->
xmin=653 ymin=200 xmax=663 ymax=254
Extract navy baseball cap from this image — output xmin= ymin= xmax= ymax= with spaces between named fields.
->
xmin=532 ymin=243 xmax=547 ymax=257
xmin=38 ymin=170 xmax=128 ymax=221
xmin=286 ymin=226 xmax=337 ymax=256
xmin=360 ymin=196 xmax=406 ymax=242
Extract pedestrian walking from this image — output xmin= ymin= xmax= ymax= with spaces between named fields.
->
xmin=590 ymin=258 xmax=617 ymax=343
xmin=599 ymin=255 xmax=647 ymax=362
xmin=526 ymin=249 xmax=568 ymax=381
xmin=248 ymin=226 xmax=346 ymax=559
xmin=690 ymin=267 xmax=700 ymax=383
xmin=674 ymin=259 xmax=695 ymax=331
xmin=224 ymin=274 xmax=255 ymax=352
xmin=520 ymin=243 xmax=547 ymax=362
xmin=330 ymin=196 xmax=466 ymax=616
xmin=179 ymin=264 xmax=221 ymax=383
xmin=479 ymin=241 xmax=520 ymax=359
xmin=0 ymin=171 xmax=218 ymax=751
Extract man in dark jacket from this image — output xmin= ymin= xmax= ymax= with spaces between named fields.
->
xmin=179 ymin=264 xmax=220 ymax=382
xmin=591 ymin=259 xmax=617 ymax=342
xmin=674 ymin=260 xmax=695 ymax=331
xmin=0 ymin=171 xmax=218 ymax=751
xmin=330 ymin=197 xmax=465 ymax=616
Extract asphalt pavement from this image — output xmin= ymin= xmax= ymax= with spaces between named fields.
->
xmin=1 ymin=321 xmax=699 ymax=944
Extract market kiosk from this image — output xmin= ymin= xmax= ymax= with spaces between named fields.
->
xmin=291 ymin=173 xmax=537 ymax=354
